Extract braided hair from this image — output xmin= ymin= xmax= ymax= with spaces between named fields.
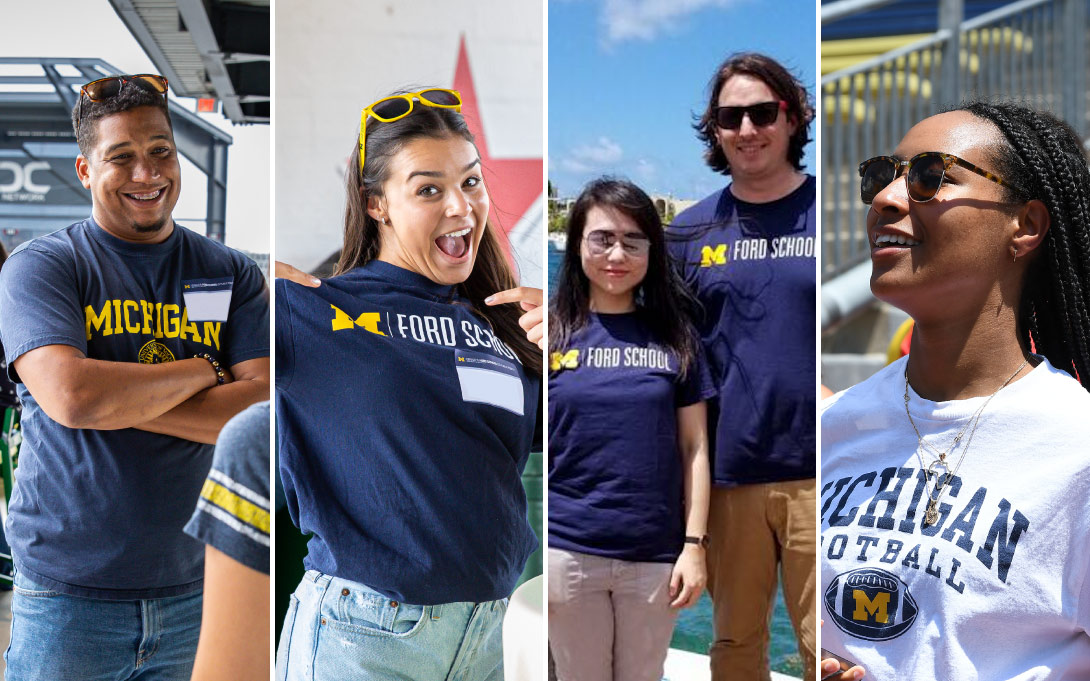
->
xmin=959 ymin=102 xmax=1090 ymax=390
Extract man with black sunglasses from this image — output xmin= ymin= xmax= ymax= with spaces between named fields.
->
xmin=667 ymin=52 xmax=817 ymax=681
xmin=0 ymin=76 xmax=269 ymax=680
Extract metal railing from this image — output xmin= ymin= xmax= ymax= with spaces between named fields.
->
xmin=821 ymin=0 xmax=1089 ymax=281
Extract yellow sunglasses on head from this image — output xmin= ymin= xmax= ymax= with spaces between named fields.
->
xmin=358 ymin=89 xmax=462 ymax=172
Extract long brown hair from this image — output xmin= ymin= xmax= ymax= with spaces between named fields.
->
xmin=335 ymin=91 xmax=542 ymax=375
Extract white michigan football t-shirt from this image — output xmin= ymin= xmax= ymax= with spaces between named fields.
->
xmin=821 ymin=356 xmax=1090 ymax=680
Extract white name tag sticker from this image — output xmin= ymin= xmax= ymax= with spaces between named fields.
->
xmin=182 ymin=277 xmax=234 ymax=322
xmin=454 ymin=350 xmax=524 ymax=415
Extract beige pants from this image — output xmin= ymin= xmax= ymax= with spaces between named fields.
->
xmin=706 ymin=479 xmax=816 ymax=681
xmin=548 ymin=548 xmax=679 ymax=681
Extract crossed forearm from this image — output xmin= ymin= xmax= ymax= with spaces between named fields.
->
xmin=16 ymin=347 xmax=220 ymax=431
xmin=136 ymin=368 xmax=269 ymax=444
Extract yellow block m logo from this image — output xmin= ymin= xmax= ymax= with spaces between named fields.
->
xmin=852 ymin=590 xmax=890 ymax=624
xmin=700 ymin=244 xmax=728 ymax=267
xmin=550 ymin=349 xmax=579 ymax=371
xmin=330 ymin=305 xmax=386 ymax=335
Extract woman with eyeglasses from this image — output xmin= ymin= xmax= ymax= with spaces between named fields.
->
xmin=274 ymin=88 xmax=543 ymax=680
xmin=820 ymin=102 xmax=1090 ymax=681
xmin=548 ymin=178 xmax=714 ymax=681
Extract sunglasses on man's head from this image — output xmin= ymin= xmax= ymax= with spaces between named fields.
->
xmin=858 ymin=152 xmax=1024 ymax=204
xmin=713 ymin=100 xmax=787 ymax=130
xmin=75 ymin=74 xmax=169 ymax=140
xmin=583 ymin=230 xmax=651 ymax=256
xmin=359 ymin=89 xmax=462 ymax=171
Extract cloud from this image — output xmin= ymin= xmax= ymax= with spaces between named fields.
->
xmin=601 ymin=0 xmax=740 ymax=45
xmin=633 ymin=158 xmax=657 ymax=181
xmin=559 ymin=137 xmax=624 ymax=173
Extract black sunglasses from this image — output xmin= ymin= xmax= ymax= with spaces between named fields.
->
xmin=713 ymin=101 xmax=787 ymax=130
xmin=75 ymin=74 xmax=169 ymax=141
xmin=859 ymin=152 xmax=1024 ymax=204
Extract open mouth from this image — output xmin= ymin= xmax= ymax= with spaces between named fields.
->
xmin=124 ymin=188 xmax=166 ymax=203
xmin=435 ymin=226 xmax=472 ymax=261
xmin=873 ymin=233 xmax=921 ymax=248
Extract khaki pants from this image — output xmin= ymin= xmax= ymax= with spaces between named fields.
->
xmin=548 ymin=548 xmax=679 ymax=681
xmin=706 ymin=479 xmax=816 ymax=681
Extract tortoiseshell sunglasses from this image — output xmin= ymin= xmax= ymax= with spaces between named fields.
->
xmin=859 ymin=152 xmax=1024 ymax=204
xmin=75 ymin=74 xmax=169 ymax=140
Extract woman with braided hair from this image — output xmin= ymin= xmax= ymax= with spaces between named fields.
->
xmin=819 ymin=101 xmax=1090 ymax=681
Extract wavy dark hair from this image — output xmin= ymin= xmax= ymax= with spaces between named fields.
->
xmin=336 ymin=88 xmax=541 ymax=376
xmin=957 ymin=101 xmax=1090 ymax=389
xmin=549 ymin=178 xmax=700 ymax=377
xmin=695 ymin=52 xmax=814 ymax=176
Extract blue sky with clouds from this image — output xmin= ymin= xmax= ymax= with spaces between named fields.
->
xmin=549 ymin=0 xmax=817 ymax=201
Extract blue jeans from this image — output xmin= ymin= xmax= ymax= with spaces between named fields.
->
xmin=277 ymin=570 xmax=507 ymax=681
xmin=5 ymin=570 xmax=202 ymax=681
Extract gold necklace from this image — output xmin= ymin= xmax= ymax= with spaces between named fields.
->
xmin=903 ymin=358 xmax=1028 ymax=526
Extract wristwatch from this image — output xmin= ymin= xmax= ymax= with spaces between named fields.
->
xmin=684 ymin=534 xmax=710 ymax=549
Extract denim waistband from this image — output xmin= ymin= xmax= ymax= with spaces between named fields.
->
xmin=300 ymin=569 xmax=507 ymax=611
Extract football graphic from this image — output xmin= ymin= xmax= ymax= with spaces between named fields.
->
xmin=824 ymin=567 xmax=919 ymax=641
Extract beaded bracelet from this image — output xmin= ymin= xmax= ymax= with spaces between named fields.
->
xmin=194 ymin=353 xmax=226 ymax=385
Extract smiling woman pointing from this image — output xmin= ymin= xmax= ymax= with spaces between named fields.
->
xmin=274 ymin=88 xmax=543 ymax=680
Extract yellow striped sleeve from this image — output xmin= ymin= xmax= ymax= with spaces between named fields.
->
xmin=199 ymin=478 xmax=271 ymax=534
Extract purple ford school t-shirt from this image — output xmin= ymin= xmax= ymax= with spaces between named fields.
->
xmin=548 ymin=312 xmax=715 ymax=563
xmin=277 ymin=260 xmax=540 ymax=605
xmin=668 ymin=176 xmax=816 ymax=487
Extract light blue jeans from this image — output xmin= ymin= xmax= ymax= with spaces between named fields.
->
xmin=4 ymin=570 xmax=202 ymax=681
xmin=277 ymin=570 xmax=508 ymax=681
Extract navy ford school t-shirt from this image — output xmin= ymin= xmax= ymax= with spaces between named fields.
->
xmin=668 ymin=177 xmax=816 ymax=487
xmin=0 ymin=218 xmax=269 ymax=599
xmin=276 ymin=260 xmax=540 ymax=605
xmin=548 ymin=312 xmax=715 ymax=563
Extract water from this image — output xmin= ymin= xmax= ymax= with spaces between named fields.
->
xmin=547 ymin=244 xmax=802 ymax=676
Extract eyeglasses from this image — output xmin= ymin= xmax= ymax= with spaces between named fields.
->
xmin=584 ymin=230 xmax=651 ymax=256
xmin=859 ymin=152 xmax=1024 ymax=204
xmin=75 ymin=74 xmax=169 ymax=140
xmin=713 ymin=101 xmax=787 ymax=130
xmin=359 ymin=89 xmax=462 ymax=171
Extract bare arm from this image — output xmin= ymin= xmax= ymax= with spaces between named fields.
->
xmin=670 ymin=400 xmax=711 ymax=608
xmin=136 ymin=357 xmax=270 ymax=444
xmin=13 ymin=344 xmax=218 ymax=430
xmin=189 ymin=545 xmax=270 ymax=681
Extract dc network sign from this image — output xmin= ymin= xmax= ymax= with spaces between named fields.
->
xmin=0 ymin=161 xmax=52 ymax=202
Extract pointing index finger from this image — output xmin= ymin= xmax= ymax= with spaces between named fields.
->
xmin=485 ymin=287 xmax=542 ymax=307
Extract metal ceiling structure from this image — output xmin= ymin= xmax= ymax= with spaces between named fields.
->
xmin=0 ymin=57 xmax=232 ymax=245
xmin=108 ymin=0 xmax=269 ymax=124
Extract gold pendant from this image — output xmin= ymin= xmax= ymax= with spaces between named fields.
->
xmin=925 ymin=503 xmax=938 ymax=526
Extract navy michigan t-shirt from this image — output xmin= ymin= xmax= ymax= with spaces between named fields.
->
xmin=668 ymin=177 xmax=816 ymax=487
xmin=0 ymin=218 xmax=269 ymax=599
xmin=276 ymin=260 xmax=540 ymax=605
xmin=548 ymin=312 xmax=715 ymax=563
